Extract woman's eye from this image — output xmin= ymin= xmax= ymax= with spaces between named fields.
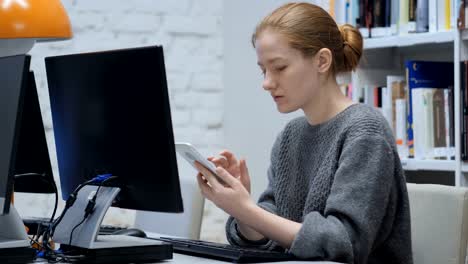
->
xmin=276 ymin=66 xmax=286 ymax=71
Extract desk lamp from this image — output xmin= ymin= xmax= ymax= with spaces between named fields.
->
xmin=0 ymin=0 xmax=73 ymax=57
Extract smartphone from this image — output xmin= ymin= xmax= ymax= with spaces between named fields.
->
xmin=175 ymin=142 xmax=226 ymax=185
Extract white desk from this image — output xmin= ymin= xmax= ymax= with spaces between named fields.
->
xmin=36 ymin=254 xmax=340 ymax=263
xmin=33 ymin=232 xmax=343 ymax=263
xmin=170 ymin=253 xmax=340 ymax=263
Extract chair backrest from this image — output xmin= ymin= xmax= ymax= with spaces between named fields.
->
xmin=407 ymin=183 xmax=468 ymax=264
xmin=134 ymin=177 xmax=205 ymax=239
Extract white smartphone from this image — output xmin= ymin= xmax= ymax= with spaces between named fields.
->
xmin=175 ymin=142 xmax=225 ymax=184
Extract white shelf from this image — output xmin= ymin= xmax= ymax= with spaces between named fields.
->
xmin=364 ymin=31 xmax=454 ymax=50
xmin=401 ymin=159 xmax=456 ymax=171
xmin=461 ymin=162 xmax=468 ymax=172
xmin=460 ymin=29 xmax=468 ymax=40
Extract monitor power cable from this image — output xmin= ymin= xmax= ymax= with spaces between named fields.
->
xmin=14 ymin=172 xmax=58 ymax=249
xmin=68 ymin=175 xmax=117 ymax=246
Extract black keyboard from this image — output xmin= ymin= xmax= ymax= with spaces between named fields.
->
xmin=98 ymin=225 xmax=127 ymax=235
xmin=23 ymin=218 xmax=127 ymax=236
xmin=154 ymin=237 xmax=296 ymax=263
xmin=23 ymin=217 xmax=51 ymax=235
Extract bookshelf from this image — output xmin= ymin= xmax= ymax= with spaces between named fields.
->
xmin=364 ymin=31 xmax=454 ymax=50
xmin=353 ymin=29 xmax=468 ymax=187
xmin=327 ymin=0 xmax=468 ymax=186
xmin=401 ymin=159 xmax=457 ymax=171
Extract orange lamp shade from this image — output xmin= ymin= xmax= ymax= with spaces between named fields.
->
xmin=0 ymin=0 xmax=72 ymax=40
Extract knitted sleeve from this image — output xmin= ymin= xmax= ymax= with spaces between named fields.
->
xmin=225 ymin=165 xmax=280 ymax=249
xmin=289 ymin=135 xmax=397 ymax=263
xmin=225 ymin=129 xmax=285 ymax=250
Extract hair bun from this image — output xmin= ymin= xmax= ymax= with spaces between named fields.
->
xmin=339 ymin=24 xmax=363 ymax=72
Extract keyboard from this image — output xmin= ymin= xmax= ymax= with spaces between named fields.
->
xmin=23 ymin=217 xmax=51 ymax=235
xmin=23 ymin=218 xmax=127 ymax=236
xmin=154 ymin=237 xmax=296 ymax=263
xmin=98 ymin=225 xmax=127 ymax=235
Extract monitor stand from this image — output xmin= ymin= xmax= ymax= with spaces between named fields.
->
xmin=0 ymin=204 xmax=36 ymax=263
xmin=53 ymin=186 xmax=172 ymax=262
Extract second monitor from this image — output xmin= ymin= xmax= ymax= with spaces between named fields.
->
xmin=45 ymin=45 xmax=183 ymax=214
xmin=45 ymin=46 xmax=183 ymax=260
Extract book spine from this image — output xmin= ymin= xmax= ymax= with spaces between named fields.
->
xmin=352 ymin=0 xmax=360 ymax=27
xmin=405 ymin=64 xmax=414 ymax=157
xmin=416 ymin=0 xmax=429 ymax=32
xmin=396 ymin=99 xmax=408 ymax=158
xmin=371 ymin=0 xmax=385 ymax=27
xmin=391 ymin=0 xmax=400 ymax=34
xmin=335 ymin=0 xmax=347 ymax=24
xmin=428 ymin=0 xmax=438 ymax=32
xmin=408 ymin=0 xmax=417 ymax=31
xmin=457 ymin=0 xmax=465 ymax=29
xmin=449 ymin=86 xmax=455 ymax=159
xmin=465 ymin=0 xmax=468 ymax=28
xmin=444 ymin=89 xmax=451 ymax=160
xmin=330 ymin=0 xmax=336 ymax=19
xmin=438 ymin=0 xmax=447 ymax=31
xmin=463 ymin=62 xmax=468 ymax=160
xmin=385 ymin=0 xmax=391 ymax=28
xmin=432 ymin=89 xmax=446 ymax=158
xmin=445 ymin=0 xmax=451 ymax=30
xmin=423 ymin=89 xmax=435 ymax=159
xmin=412 ymin=88 xmax=425 ymax=159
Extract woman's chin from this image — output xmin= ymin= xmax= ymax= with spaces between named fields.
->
xmin=276 ymin=105 xmax=297 ymax=114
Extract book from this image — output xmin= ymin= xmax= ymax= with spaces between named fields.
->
xmin=462 ymin=62 xmax=468 ymax=160
xmin=405 ymin=60 xmax=454 ymax=159
xmin=387 ymin=75 xmax=406 ymax=132
xmin=395 ymin=99 xmax=408 ymax=158
xmin=391 ymin=0 xmax=400 ymax=34
xmin=416 ymin=0 xmax=429 ymax=32
xmin=432 ymin=89 xmax=447 ymax=158
xmin=428 ymin=0 xmax=438 ymax=32
xmin=408 ymin=0 xmax=417 ymax=32
xmin=443 ymin=88 xmax=454 ymax=160
xmin=399 ymin=0 xmax=410 ymax=34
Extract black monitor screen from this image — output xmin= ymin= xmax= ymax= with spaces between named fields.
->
xmin=45 ymin=46 xmax=183 ymax=213
xmin=14 ymin=71 xmax=55 ymax=194
xmin=0 ymin=55 xmax=31 ymax=215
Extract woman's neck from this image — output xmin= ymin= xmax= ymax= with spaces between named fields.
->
xmin=302 ymin=76 xmax=354 ymax=126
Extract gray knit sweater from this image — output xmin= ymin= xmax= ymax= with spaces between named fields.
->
xmin=225 ymin=103 xmax=413 ymax=264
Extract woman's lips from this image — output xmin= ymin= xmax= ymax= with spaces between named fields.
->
xmin=273 ymin=95 xmax=284 ymax=102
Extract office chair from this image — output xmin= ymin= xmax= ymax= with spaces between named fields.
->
xmin=134 ymin=177 xmax=205 ymax=239
xmin=407 ymin=183 xmax=468 ymax=264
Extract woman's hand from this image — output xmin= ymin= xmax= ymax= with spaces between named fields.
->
xmin=208 ymin=151 xmax=251 ymax=194
xmin=195 ymin=161 xmax=301 ymax=248
xmin=195 ymin=161 xmax=254 ymax=218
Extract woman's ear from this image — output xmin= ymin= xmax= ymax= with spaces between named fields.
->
xmin=316 ymin=48 xmax=333 ymax=74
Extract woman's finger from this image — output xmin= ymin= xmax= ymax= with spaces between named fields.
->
xmin=215 ymin=167 xmax=239 ymax=188
xmin=211 ymin=156 xmax=229 ymax=168
xmin=239 ymin=159 xmax=251 ymax=193
xmin=240 ymin=159 xmax=249 ymax=177
xmin=220 ymin=150 xmax=238 ymax=166
xmin=196 ymin=173 xmax=212 ymax=199
xmin=194 ymin=161 xmax=223 ymax=190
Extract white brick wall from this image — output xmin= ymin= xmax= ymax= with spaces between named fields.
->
xmin=14 ymin=0 xmax=227 ymax=243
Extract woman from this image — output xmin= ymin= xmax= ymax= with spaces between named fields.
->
xmin=194 ymin=2 xmax=412 ymax=263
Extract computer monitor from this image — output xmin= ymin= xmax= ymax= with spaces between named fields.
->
xmin=45 ymin=46 xmax=183 ymax=213
xmin=0 ymin=54 xmax=37 ymax=262
xmin=13 ymin=71 xmax=55 ymax=194
xmin=0 ymin=55 xmax=31 ymax=215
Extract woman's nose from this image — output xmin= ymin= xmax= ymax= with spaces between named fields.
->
xmin=262 ymin=73 xmax=275 ymax=91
